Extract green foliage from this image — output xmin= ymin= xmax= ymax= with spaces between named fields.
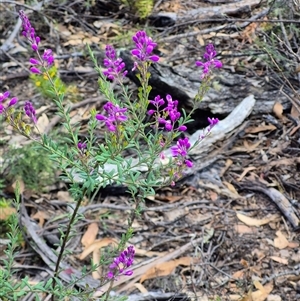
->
xmin=30 ymin=66 xmax=66 ymax=99
xmin=254 ymin=1 xmax=300 ymax=80
xmin=1 ymin=143 xmax=57 ymax=192
xmin=121 ymin=0 xmax=154 ymax=19
xmin=30 ymin=66 xmax=79 ymax=102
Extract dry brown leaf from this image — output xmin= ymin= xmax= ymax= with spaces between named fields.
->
xmin=140 ymin=257 xmax=193 ymax=283
xmin=162 ymin=195 xmax=183 ymax=203
xmin=134 ymin=283 xmax=148 ymax=293
xmin=240 ymin=259 xmax=249 ymax=268
xmin=163 ymin=208 xmax=185 ymax=222
xmin=0 ymin=207 xmax=16 ymax=220
xmin=232 ymin=270 xmax=245 ymax=279
xmin=274 ymin=231 xmax=289 ymax=249
xmin=273 ymin=102 xmax=283 ymax=119
xmin=237 ymin=213 xmax=279 ymax=227
xmin=81 ymin=222 xmax=99 ymax=248
xmin=237 ymin=166 xmax=257 ymax=182
xmin=291 ymin=104 xmax=300 ymax=119
xmin=79 ymin=238 xmax=118 ymax=260
xmin=32 ymin=210 xmax=50 ymax=227
xmin=239 ymin=293 xmax=253 ymax=301
xmin=234 ymin=224 xmax=257 ymax=234
xmin=209 ymin=190 xmax=218 ymax=201
xmin=288 ymin=241 xmax=299 ymax=248
xmin=243 ymin=140 xmax=262 ymax=152
xmin=270 ymin=256 xmax=288 ymax=265
xmin=57 ymin=191 xmax=73 ymax=202
xmin=220 ymin=159 xmax=233 ymax=176
xmin=240 ymin=22 xmax=258 ymax=44
xmin=245 ymin=124 xmax=276 ymax=134
xmin=251 ymin=281 xmax=273 ymax=301
xmin=92 ymin=248 xmax=101 ymax=279
xmin=223 ymin=181 xmax=239 ymax=195
xmin=36 ymin=113 xmax=49 ymax=134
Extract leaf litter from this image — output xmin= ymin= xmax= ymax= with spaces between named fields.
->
xmin=0 ymin=1 xmax=300 ymax=300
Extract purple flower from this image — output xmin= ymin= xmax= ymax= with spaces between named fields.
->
xmin=30 ymin=67 xmax=42 ymax=74
xmin=77 ymin=141 xmax=87 ymax=151
xmin=150 ymin=95 xmax=164 ymax=107
xmin=208 ymin=117 xmax=219 ymax=130
xmin=196 ymin=44 xmax=222 ymax=78
xmin=164 ymin=94 xmax=180 ymax=122
xmin=103 ymin=45 xmax=127 ymax=81
xmin=171 ymin=137 xmax=193 ymax=168
xmin=0 ymin=91 xmax=10 ymax=102
xmin=19 ymin=11 xmax=55 ymax=74
xmin=8 ymin=97 xmax=18 ymax=107
xmin=148 ymin=95 xmax=165 ymax=116
xmin=24 ymin=101 xmax=37 ymax=124
xmin=19 ymin=10 xmax=40 ymax=52
xmin=148 ymin=95 xmax=186 ymax=132
xmin=171 ymin=137 xmax=191 ymax=157
xmin=158 ymin=95 xmax=181 ymax=131
xmin=29 ymin=58 xmax=40 ymax=65
xmin=42 ymin=49 xmax=54 ymax=66
xmin=0 ymin=91 xmax=18 ymax=112
xmin=131 ymin=31 xmax=160 ymax=63
xmin=96 ymin=102 xmax=127 ymax=132
xmin=107 ymin=246 xmax=135 ymax=280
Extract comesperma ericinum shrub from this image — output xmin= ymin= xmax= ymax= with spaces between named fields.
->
xmin=0 ymin=10 xmax=223 ymax=300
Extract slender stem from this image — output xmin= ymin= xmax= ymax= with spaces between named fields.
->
xmin=103 ymin=279 xmax=115 ymax=301
xmin=51 ymin=189 xmax=87 ymax=301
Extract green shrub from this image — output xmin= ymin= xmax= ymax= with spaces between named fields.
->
xmin=1 ymin=143 xmax=57 ymax=192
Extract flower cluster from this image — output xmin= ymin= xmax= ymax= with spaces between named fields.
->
xmin=196 ymin=44 xmax=222 ymax=78
xmin=131 ymin=31 xmax=159 ymax=63
xmin=107 ymin=246 xmax=135 ymax=280
xmin=148 ymin=94 xmax=186 ymax=132
xmin=171 ymin=137 xmax=193 ymax=168
xmin=24 ymin=101 xmax=37 ymax=124
xmin=103 ymin=45 xmax=127 ymax=81
xmin=0 ymin=91 xmax=18 ymax=113
xmin=0 ymin=90 xmax=37 ymax=125
xmin=19 ymin=10 xmax=40 ymax=52
xmin=19 ymin=11 xmax=54 ymax=74
xmin=96 ymin=102 xmax=127 ymax=132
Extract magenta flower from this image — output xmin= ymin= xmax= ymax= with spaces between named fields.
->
xmin=103 ymin=45 xmax=127 ymax=81
xmin=0 ymin=91 xmax=10 ymax=102
xmin=19 ymin=10 xmax=40 ymax=52
xmin=30 ymin=67 xmax=42 ymax=74
xmin=96 ymin=102 xmax=127 ymax=132
xmin=42 ymin=49 xmax=54 ymax=66
xmin=148 ymin=95 xmax=165 ymax=116
xmin=171 ymin=137 xmax=193 ymax=168
xmin=164 ymin=94 xmax=180 ymax=122
xmin=131 ymin=31 xmax=159 ymax=63
xmin=196 ymin=44 xmax=222 ymax=78
xmin=77 ymin=141 xmax=87 ymax=151
xmin=8 ymin=97 xmax=18 ymax=107
xmin=19 ymin=11 xmax=54 ymax=74
xmin=24 ymin=101 xmax=37 ymax=124
xmin=107 ymin=246 xmax=135 ymax=280
xmin=0 ymin=91 xmax=18 ymax=112
xmin=208 ymin=117 xmax=219 ymax=129
xmin=148 ymin=95 xmax=186 ymax=132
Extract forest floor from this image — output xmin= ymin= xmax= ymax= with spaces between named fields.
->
xmin=1 ymin=1 xmax=300 ymax=300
